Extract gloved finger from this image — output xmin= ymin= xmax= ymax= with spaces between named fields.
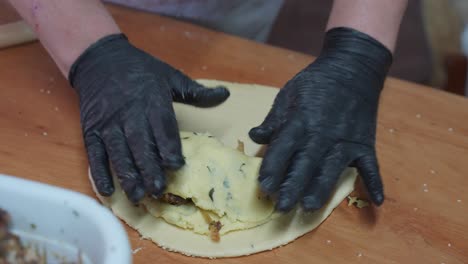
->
xmin=354 ymin=153 xmax=384 ymax=205
xmin=85 ymin=133 xmax=114 ymax=196
xmin=258 ymin=118 xmax=304 ymax=195
xmin=301 ymin=143 xmax=351 ymax=211
xmin=170 ymin=70 xmax=230 ymax=107
xmin=249 ymin=88 xmax=288 ymax=144
xmin=275 ymin=137 xmax=332 ymax=212
xmin=103 ymin=128 xmax=145 ymax=204
xmin=124 ymin=117 xmax=166 ymax=197
xmin=147 ymin=83 xmax=185 ymax=169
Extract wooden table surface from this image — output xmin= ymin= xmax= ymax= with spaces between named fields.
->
xmin=1 ymin=4 xmax=467 ymax=264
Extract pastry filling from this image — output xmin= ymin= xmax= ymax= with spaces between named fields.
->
xmin=139 ymin=132 xmax=277 ymax=242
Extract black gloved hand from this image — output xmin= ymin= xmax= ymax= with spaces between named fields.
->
xmin=249 ymin=27 xmax=392 ymax=212
xmin=69 ymin=34 xmax=230 ymax=203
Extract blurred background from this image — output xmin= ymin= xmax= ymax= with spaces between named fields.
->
xmin=1 ymin=0 xmax=468 ymax=96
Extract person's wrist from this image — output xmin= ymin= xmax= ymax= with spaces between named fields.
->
xmin=43 ymin=25 xmax=120 ymax=79
xmin=68 ymin=33 xmax=128 ymax=89
xmin=311 ymin=27 xmax=392 ymax=96
xmin=64 ymin=27 xmax=122 ymax=74
xmin=323 ymin=27 xmax=392 ymax=75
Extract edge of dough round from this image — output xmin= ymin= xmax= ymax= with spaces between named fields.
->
xmin=89 ymin=168 xmax=356 ymax=258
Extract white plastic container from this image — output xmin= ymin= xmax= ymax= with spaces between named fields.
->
xmin=0 ymin=173 xmax=132 ymax=264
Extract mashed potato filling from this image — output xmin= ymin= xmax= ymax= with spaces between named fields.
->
xmin=141 ymin=132 xmax=276 ymax=239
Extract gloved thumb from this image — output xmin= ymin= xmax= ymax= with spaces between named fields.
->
xmin=249 ymin=88 xmax=288 ymax=144
xmin=170 ymin=70 xmax=230 ymax=107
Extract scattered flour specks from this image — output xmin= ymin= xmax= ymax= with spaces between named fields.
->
xmin=422 ymin=184 xmax=429 ymax=192
xmin=132 ymin=247 xmax=144 ymax=254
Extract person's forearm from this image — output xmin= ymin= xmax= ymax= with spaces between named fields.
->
xmin=326 ymin=0 xmax=408 ymax=53
xmin=8 ymin=0 xmax=120 ymax=77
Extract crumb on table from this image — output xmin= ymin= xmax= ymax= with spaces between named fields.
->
xmin=347 ymin=196 xmax=369 ymax=208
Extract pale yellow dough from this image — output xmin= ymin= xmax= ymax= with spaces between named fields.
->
xmin=90 ymin=79 xmax=357 ymax=258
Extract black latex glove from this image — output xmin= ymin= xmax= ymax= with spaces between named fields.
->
xmin=69 ymin=34 xmax=230 ymax=203
xmin=249 ymin=27 xmax=393 ymax=212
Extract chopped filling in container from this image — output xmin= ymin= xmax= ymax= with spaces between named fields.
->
xmin=0 ymin=208 xmax=82 ymax=264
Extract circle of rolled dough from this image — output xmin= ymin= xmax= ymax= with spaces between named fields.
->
xmin=89 ymin=79 xmax=357 ymax=258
